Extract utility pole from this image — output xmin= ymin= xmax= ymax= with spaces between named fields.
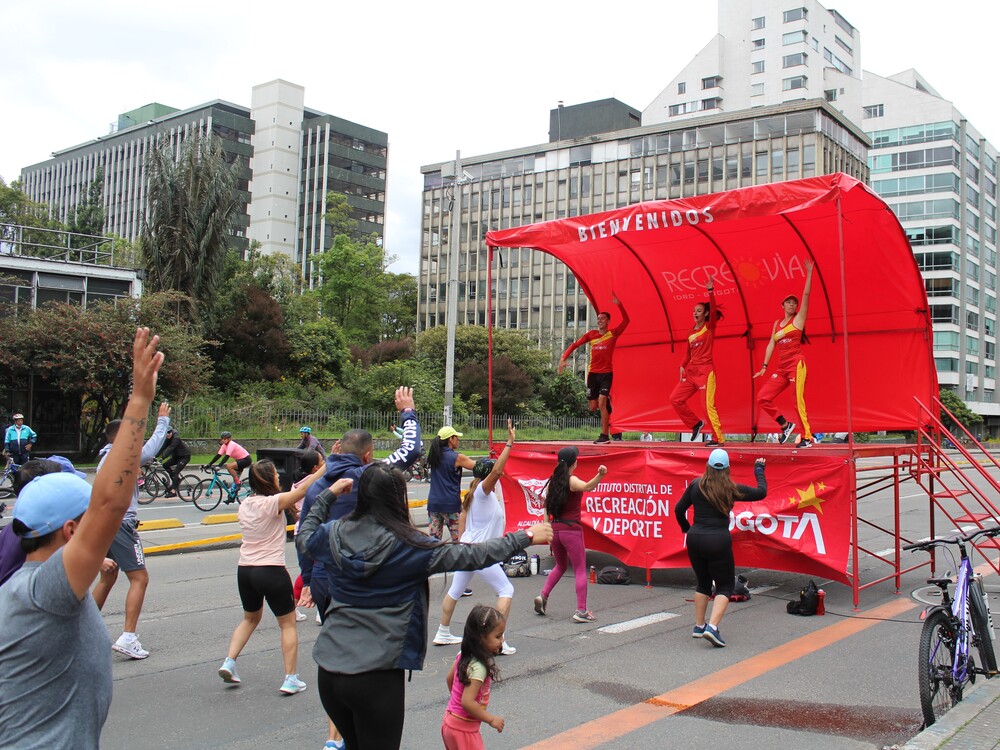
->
xmin=443 ymin=150 xmax=462 ymax=427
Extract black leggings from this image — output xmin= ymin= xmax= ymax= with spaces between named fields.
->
xmin=163 ymin=456 xmax=189 ymax=491
xmin=318 ymin=668 xmax=405 ymax=750
xmin=685 ymin=528 xmax=735 ymax=598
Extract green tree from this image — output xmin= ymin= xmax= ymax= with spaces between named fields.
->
xmin=141 ymin=134 xmax=242 ymax=323
xmin=939 ymin=388 xmax=983 ymax=432
xmin=346 ymin=358 xmax=459 ymax=414
xmin=416 ymin=325 xmax=551 ymax=383
xmin=0 ymin=292 xmax=212 ymax=457
xmin=314 ymin=233 xmax=391 ymax=344
xmin=381 ymin=271 xmax=417 ymax=340
xmin=216 ymin=284 xmax=292 ymax=383
xmin=287 ymin=318 xmax=350 ymax=387
xmin=69 ymin=168 xmax=106 ymax=237
xmin=541 ymin=370 xmax=590 ymax=417
xmin=0 ymin=178 xmax=67 ymax=257
xmin=323 ymin=191 xmax=358 ymax=237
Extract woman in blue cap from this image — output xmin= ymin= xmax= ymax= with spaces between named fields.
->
xmin=674 ymin=448 xmax=767 ymax=647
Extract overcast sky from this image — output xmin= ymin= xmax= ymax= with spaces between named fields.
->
xmin=2 ymin=1 xmax=996 ymax=276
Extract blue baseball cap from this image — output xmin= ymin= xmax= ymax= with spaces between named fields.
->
xmin=13 ymin=473 xmax=92 ymax=538
xmin=708 ymin=448 xmax=730 ymax=470
xmin=46 ymin=455 xmax=87 ymax=479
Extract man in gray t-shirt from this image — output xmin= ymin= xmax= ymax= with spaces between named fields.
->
xmin=0 ymin=327 xmax=164 ymax=749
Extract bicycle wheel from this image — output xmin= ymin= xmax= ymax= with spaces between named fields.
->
xmin=918 ymin=609 xmax=963 ymax=727
xmin=970 ymin=578 xmax=998 ymax=675
xmin=192 ymin=478 xmax=223 ymax=512
xmin=178 ymin=474 xmax=200 ymax=502
xmin=137 ymin=471 xmax=159 ymax=504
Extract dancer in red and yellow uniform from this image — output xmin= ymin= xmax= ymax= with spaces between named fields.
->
xmin=755 ymin=259 xmax=814 ymax=447
xmin=558 ymin=294 xmax=630 ymax=444
xmin=671 ymin=280 xmax=725 ymax=446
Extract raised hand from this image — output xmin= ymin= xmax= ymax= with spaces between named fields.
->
xmin=132 ymin=327 xmax=164 ymax=404
xmin=394 ymin=386 xmax=415 ymax=412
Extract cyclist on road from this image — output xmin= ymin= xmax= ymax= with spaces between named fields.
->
xmin=4 ymin=413 xmax=37 ymax=465
xmin=157 ymin=428 xmax=191 ymax=498
xmin=205 ymin=432 xmax=252 ymax=491
xmin=297 ymin=426 xmax=325 ymax=457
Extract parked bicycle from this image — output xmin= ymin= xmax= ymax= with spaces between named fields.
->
xmin=904 ymin=525 xmax=1000 ymax=727
xmin=1 ymin=456 xmax=21 ymax=490
xmin=191 ymin=466 xmax=252 ymax=511
xmin=137 ymin=459 xmax=173 ymax=504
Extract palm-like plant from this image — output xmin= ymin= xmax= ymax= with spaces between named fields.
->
xmin=141 ymin=133 xmax=242 ymax=323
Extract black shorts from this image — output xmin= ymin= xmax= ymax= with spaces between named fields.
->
xmin=236 ymin=565 xmax=295 ymax=616
xmin=586 ymin=372 xmax=614 ymax=400
xmin=230 ymin=456 xmax=252 ymax=472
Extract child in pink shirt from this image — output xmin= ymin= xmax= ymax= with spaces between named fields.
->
xmin=442 ymin=605 xmax=506 ymax=749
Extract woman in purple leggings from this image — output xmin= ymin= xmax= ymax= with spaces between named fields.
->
xmin=533 ymin=446 xmax=607 ymax=623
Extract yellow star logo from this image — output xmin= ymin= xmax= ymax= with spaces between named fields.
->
xmin=788 ymin=482 xmax=826 ymax=514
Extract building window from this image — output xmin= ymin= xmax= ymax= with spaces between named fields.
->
xmin=783 ymin=7 xmax=807 ymax=22
xmin=702 ymin=76 xmax=722 ymax=89
xmin=782 ymin=30 xmax=807 ymax=45
xmin=752 ymin=60 xmax=765 ymax=74
xmin=752 ymin=38 xmax=765 ymax=49
xmin=678 ymin=82 xmax=686 ymax=95
xmin=835 ymin=35 xmax=853 ymax=55
xmin=782 ymin=76 xmax=808 ymax=91
xmin=751 ymin=83 xmax=765 ymax=97
xmin=825 ymin=89 xmax=838 ymax=102
xmin=783 ymin=52 xmax=807 ymax=68
xmin=752 ymin=16 xmax=765 ymax=29
xmin=702 ymin=97 xmax=722 ymax=110
xmin=863 ymin=104 xmax=884 ymax=119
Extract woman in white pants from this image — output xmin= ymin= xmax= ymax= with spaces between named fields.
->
xmin=433 ymin=420 xmax=518 ymax=654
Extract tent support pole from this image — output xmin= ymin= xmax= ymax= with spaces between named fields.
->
xmin=487 ymin=246 xmax=495 ymax=454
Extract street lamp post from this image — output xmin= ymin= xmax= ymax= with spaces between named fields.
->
xmin=443 ymin=150 xmax=463 ymax=427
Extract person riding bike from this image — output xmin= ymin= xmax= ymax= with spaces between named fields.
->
xmin=204 ymin=432 xmax=251 ymax=494
xmin=157 ymin=428 xmax=192 ymax=498
xmin=297 ymin=426 xmax=325 ymax=457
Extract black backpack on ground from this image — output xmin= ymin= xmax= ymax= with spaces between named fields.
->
xmin=597 ymin=565 xmax=631 ymax=585
xmin=786 ymin=579 xmax=819 ymax=615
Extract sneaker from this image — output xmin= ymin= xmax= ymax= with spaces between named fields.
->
xmin=112 ymin=636 xmax=149 ymax=660
xmin=705 ymin=440 xmax=725 ymax=447
xmin=279 ymin=674 xmax=307 ymax=695
xmin=779 ymin=421 xmax=796 ymax=444
xmin=798 ymin=439 xmax=813 ymax=448
xmin=703 ymin=624 xmax=726 ymax=647
xmin=533 ymin=595 xmax=548 ymax=615
xmin=500 ymin=641 xmax=516 ymax=655
xmin=461 ymin=588 xmax=473 ymax=597
xmin=315 ymin=611 xmax=322 ymax=624
xmin=433 ymin=628 xmax=463 ymax=645
xmin=573 ymin=609 xmax=597 ymax=623
xmin=218 ymin=657 xmax=241 ymax=684
xmin=692 ymin=624 xmax=707 ymax=638
xmin=593 ymin=434 xmax=610 ymax=444
xmin=611 ymin=433 xmax=623 ymax=441
xmin=690 ymin=420 xmax=704 ymax=442
xmin=295 ymin=609 xmax=307 ymax=622
xmin=325 ymin=742 xmax=346 ymax=750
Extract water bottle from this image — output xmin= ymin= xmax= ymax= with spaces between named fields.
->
xmin=816 ymin=588 xmax=826 ymax=615
xmin=530 ymin=554 xmax=540 ymax=575
xmin=589 ymin=565 xmax=597 ymax=584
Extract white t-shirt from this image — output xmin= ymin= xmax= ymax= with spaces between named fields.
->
xmin=238 ymin=494 xmax=286 ymax=566
xmin=460 ymin=483 xmax=506 ymax=543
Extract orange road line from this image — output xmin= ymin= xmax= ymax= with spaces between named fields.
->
xmin=520 ymin=596 xmax=917 ymax=750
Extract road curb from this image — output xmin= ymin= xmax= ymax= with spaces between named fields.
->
xmin=202 ymin=513 xmax=239 ymax=524
xmin=144 ymin=534 xmax=242 ymax=555
xmin=137 ymin=518 xmax=184 ymax=531
xmin=899 ymin=678 xmax=1000 ymax=749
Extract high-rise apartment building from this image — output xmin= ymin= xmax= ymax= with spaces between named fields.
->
xmin=19 ymin=80 xmax=387 ymax=286
xmin=863 ymin=71 xmax=999 ymax=424
xmin=418 ymin=98 xmax=868 ymax=364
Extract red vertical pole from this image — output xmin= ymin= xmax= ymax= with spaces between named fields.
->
xmin=487 ymin=246 xmax=495 ymax=454
xmin=837 ymin=197 xmax=855 ymax=448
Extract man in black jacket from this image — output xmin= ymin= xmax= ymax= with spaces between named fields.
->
xmin=158 ymin=428 xmax=191 ymax=498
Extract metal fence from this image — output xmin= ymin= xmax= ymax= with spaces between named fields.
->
xmin=168 ymin=404 xmax=600 ymax=441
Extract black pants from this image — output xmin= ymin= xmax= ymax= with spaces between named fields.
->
xmin=686 ymin=527 xmax=736 ymax=598
xmin=317 ymin=668 xmax=405 ymax=750
xmin=163 ymin=456 xmax=189 ymax=492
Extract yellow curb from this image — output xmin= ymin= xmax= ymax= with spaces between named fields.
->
xmin=144 ymin=533 xmax=243 ymax=554
xmin=408 ymin=499 xmax=427 ymax=508
xmin=202 ymin=513 xmax=239 ymax=525
xmin=137 ymin=518 xmax=184 ymax=531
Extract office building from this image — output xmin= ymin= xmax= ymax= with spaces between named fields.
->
xmin=418 ymin=98 xmax=868 ymax=363
xmin=19 ymin=80 xmax=387 ymax=287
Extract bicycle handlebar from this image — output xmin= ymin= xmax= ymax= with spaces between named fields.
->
xmin=904 ymin=525 xmax=1000 ymax=552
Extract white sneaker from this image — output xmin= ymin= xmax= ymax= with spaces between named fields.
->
xmin=500 ymin=641 xmax=516 ymax=655
xmin=433 ymin=628 xmax=463 ymax=645
xmin=280 ymin=674 xmax=307 ymax=695
xmin=295 ymin=609 xmax=307 ymax=622
xmin=112 ymin=636 xmax=150 ymax=660
xmin=315 ymin=611 xmax=322 ymax=625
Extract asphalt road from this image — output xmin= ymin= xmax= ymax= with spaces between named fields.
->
xmin=91 ymin=456 xmax=1000 ymax=750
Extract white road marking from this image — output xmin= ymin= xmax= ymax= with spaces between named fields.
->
xmin=597 ymin=612 xmax=679 ymax=633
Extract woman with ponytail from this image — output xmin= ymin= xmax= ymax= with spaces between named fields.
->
xmin=533 ymin=446 xmax=607 ymax=623
xmin=673 ymin=449 xmax=767 ymax=648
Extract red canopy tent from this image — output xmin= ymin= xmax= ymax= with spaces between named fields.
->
xmin=485 ymin=173 xmax=937 ymax=436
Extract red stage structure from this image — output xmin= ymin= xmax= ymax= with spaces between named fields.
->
xmin=480 ymin=174 xmax=998 ymax=606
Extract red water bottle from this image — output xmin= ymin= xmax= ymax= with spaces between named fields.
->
xmin=589 ymin=565 xmax=597 ymax=584
xmin=816 ymin=588 xmax=826 ymax=615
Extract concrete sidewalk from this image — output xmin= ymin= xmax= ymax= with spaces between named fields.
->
xmin=899 ymin=677 xmax=1000 ymax=749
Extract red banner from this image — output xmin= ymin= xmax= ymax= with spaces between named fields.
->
xmin=498 ymin=444 xmax=854 ymax=584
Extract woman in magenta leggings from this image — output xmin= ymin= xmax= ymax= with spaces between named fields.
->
xmin=533 ymin=446 xmax=607 ymax=623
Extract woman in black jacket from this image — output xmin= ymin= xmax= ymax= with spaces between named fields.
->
xmin=674 ymin=448 xmax=766 ymax=648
